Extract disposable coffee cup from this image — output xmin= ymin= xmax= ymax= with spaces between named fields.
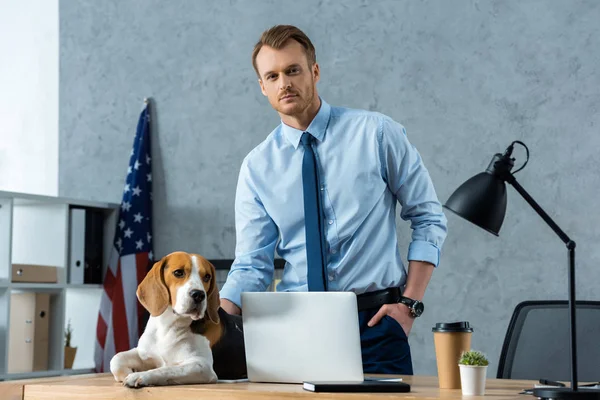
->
xmin=432 ymin=321 xmax=473 ymax=389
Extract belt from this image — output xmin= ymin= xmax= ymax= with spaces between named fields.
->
xmin=356 ymin=287 xmax=402 ymax=312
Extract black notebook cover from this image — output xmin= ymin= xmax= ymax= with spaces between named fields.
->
xmin=303 ymin=380 xmax=411 ymax=393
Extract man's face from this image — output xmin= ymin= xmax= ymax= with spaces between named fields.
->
xmin=255 ymin=40 xmax=320 ymax=117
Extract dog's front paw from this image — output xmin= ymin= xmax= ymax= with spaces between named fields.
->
xmin=123 ymin=371 xmax=151 ymax=389
xmin=110 ymin=354 xmax=133 ymax=382
xmin=207 ymin=370 xmax=218 ymax=384
xmin=111 ymin=366 xmax=133 ymax=382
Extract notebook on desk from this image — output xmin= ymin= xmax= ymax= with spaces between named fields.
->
xmin=303 ymin=379 xmax=411 ymax=393
xmin=241 ymin=291 xmax=364 ymax=384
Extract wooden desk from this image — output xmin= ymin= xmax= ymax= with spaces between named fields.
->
xmin=0 ymin=373 xmax=533 ymax=399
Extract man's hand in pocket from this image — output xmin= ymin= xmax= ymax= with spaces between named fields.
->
xmin=367 ymin=303 xmax=414 ymax=336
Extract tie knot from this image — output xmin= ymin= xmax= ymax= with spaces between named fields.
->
xmin=301 ymin=132 xmax=313 ymax=147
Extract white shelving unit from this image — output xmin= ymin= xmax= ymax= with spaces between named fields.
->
xmin=0 ymin=190 xmax=119 ymax=381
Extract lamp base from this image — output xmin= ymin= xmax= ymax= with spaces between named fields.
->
xmin=534 ymin=387 xmax=600 ymax=399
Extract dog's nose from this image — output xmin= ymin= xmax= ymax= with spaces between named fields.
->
xmin=189 ymin=290 xmax=206 ymax=304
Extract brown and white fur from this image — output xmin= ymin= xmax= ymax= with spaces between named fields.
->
xmin=110 ymin=251 xmax=221 ymax=388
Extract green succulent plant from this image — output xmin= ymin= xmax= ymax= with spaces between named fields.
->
xmin=459 ymin=350 xmax=489 ymax=366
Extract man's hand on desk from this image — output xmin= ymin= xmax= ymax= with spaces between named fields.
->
xmin=221 ymin=298 xmax=241 ymax=315
xmin=367 ymin=303 xmax=414 ymax=336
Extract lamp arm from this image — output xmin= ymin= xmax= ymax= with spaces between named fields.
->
xmin=504 ymin=173 xmax=574 ymax=249
xmin=505 ymin=172 xmax=579 ymax=392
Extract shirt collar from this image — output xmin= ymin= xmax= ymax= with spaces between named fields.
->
xmin=281 ymin=97 xmax=331 ymax=149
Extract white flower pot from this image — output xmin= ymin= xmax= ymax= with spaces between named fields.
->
xmin=459 ymin=364 xmax=488 ymax=395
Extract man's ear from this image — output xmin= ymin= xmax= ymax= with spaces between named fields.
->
xmin=136 ymin=258 xmax=170 ymax=317
xmin=205 ymin=260 xmax=220 ymax=325
xmin=312 ymin=62 xmax=320 ymax=84
xmin=258 ymin=78 xmax=267 ymax=96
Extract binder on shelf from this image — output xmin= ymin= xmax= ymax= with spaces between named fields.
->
xmin=68 ymin=207 xmax=104 ymax=284
xmin=8 ymin=292 xmax=50 ymax=373
xmin=11 ymin=264 xmax=58 ymax=283
xmin=68 ymin=208 xmax=85 ymax=284
xmin=33 ymin=293 xmax=50 ymax=371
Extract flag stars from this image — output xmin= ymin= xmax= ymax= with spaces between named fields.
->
xmin=132 ymin=186 xmax=142 ymax=196
xmin=147 ymin=173 xmax=152 ymax=182
xmin=146 ymin=154 xmax=151 ymax=164
xmin=149 ymin=251 xmax=154 ymax=260
xmin=133 ymin=212 xmax=143 ymax=223
xmin=116 ymin=238 xmax=122 ymax=249
xmin=123 ymin=184 xmax=130 ymax=193
xmin=124 ymin=228 xmax=133 ymax=238
xmin=121 ymin=201 xmax=131 ymax=212
xmin=147 ymin=232 xmax=152 ymax=243
xmin=127 ymin=166 xmax=132 ymax=175
xmin=134 ymin=160 xmax=141 ymax=170
xmin=119 ymin=219 xmax=125 ymax=229
xmin=135 ymin=239 xmax=144 ymax=250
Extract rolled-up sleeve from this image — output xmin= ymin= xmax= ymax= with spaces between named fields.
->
xmin=219 ymin=157 xmax=279 ymax=307
xmin=378 ymin=117 xmax=448 ymax=267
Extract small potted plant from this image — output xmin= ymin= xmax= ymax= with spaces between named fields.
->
xmin=64 ymin=319 xmax=77 ymax=369
xmin=458 ymin=349 xmax=489 ymax=395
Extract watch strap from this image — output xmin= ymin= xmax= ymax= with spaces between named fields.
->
xmin=399 ymin=296 xmax=416 ymax=307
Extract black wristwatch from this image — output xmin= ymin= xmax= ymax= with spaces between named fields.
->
xmin=399 ymin=296 xmax=424 ymax=318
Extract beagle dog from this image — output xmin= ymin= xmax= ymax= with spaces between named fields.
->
xmin=110 ymin=251 xmax=247 ymax=388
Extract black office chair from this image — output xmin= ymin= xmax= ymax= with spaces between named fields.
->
xmin=497 ymin=300 xmax=600 ymax=381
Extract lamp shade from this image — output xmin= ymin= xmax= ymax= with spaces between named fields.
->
xmin=443 ymin=172 xmax=507 ymax=236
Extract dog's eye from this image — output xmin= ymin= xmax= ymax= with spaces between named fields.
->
xmin=203 ymin=273 xmax=211 ymax=283
xmin=173 ymin=269 xmax=185 ymax=278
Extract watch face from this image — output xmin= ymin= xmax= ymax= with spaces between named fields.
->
xmin=413 ymin=301 xmax=424 ymax=317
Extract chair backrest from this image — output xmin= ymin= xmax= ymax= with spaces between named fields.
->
xmin=497 ymin=300 xmax=600 ymax=381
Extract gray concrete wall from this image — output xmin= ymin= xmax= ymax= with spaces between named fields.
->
xmin=59 ymin=0 xmax=600 ymax=377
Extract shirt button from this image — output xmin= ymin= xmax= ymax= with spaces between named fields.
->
xmin=328 ymin=220 xmax=334 ymax=225
xmin=330 ymin=249 xmax=337 ymax=254
xmin=320 ymin=186 xmax=324 ymax=191
xmin=328 ymin=274 xmax=334 ymax=281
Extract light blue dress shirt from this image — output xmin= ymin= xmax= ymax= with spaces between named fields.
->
xmin=220 ymin=98 xmax=448 ymax=308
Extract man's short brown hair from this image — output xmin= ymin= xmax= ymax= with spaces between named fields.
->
xmin=252 ymin=25 xmax=317 ymax=78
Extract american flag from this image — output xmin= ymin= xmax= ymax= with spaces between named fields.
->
xmin=95 ymin=101 xmax=154 ymax=372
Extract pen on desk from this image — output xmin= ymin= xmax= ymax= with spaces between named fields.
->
xmin=539 ymin=379 xmax=565 ymax=387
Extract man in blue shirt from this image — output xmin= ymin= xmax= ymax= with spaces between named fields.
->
xmin=220 ymin=25 xmax=448 ymax=375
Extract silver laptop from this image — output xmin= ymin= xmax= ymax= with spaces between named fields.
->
xmin=241 ymin=291 xmax=364 ymax=383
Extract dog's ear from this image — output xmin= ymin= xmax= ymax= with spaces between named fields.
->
xmin=205 ymin=260 xmax=220 ymax=324
xmin=137 ymin=257 xmax=170 ymax=317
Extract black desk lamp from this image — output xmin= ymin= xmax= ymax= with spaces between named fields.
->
xmin=443 ymin=140 xmax=600 ymax=400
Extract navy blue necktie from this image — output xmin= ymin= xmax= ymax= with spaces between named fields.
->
xmin=301 ymin=132 xmax=326 ymax=291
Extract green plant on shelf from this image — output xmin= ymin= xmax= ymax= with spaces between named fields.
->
xmin=65 ymin=319 xmax=73 ymax=347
